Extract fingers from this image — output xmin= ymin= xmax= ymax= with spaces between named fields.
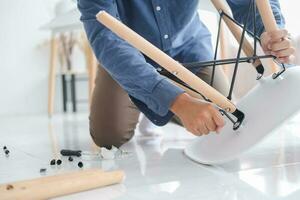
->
xmin=215 ymin=126 xmax=223 ymax=133
xmin=270 ymin=38 xmax=291 ymax=52
xmin=212 ymin=110 xmax=225 ymax=130
xmin=260 ymin=32 xmax=271 ymax=53
xmin=186 ymin=124 xmax=202 ymax=136
xmin=182 ymin=102 xmax=225 ymax=136
xmin=277 ymin=55 xmax=295 ymax=63
xmin=269 ymin=29 xmax=288 ymax=41
xmin=197 ymin=124 xmax=209 ymax=136
xmin=187 ymin=117 xmax=213 ymax=136
xmin=190 ymin=119 xmax=209 ymax=136
xmin=200 ymin=107 xmax=225 ymax=135
xmin=269 ymin=35 xmax=293 ymax=60
xmin=205 ymin=115 xmax=217 ymax=133
xmin=199 ymin=120 xmax=218 ymax=135
xmin=272 ymin=47 xmax=295 ymax=59
xmin=187 ymin=125 xmax=204 ymax=136
xmin=264 ymin=29 xmax=294 ymax=64
xmin=277 ymin=57 xmax=289 ymax=63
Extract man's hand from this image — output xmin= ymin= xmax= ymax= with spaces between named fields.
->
xmin=171 ymin=93 xmax=225 ymax=136
xmin=261 ymin=29 xmax=295 ymax=63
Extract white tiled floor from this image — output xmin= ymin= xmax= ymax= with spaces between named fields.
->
xmin=1 ymin=112 xmax=300 ymax=199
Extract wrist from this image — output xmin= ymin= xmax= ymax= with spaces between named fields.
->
xmin=170 ymin=92 xmax=191 ymax=115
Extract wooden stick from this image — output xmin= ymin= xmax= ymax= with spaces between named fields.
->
xmin=83 ymin=36 xmax=97 ymax=105
xmin=48 ymin=34 xmax=58 ymax=116
xmin=211 ymin=0 xmax=262 ymax=69
xmin=219 ymin=21 xmax=231 ymax=75
xmin=0 ymin=169 xmax=125 ymax=200
xmin=256 ymin=0 xmax=280 ymax=73
xmin=256 ymin=0 xmax=278 ymax=32
xmin=47 ymin=121 xmax=60 ymax=159
xmin=96 ymin=11 xmax=236 ymax=113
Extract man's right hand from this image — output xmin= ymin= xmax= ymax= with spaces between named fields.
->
xmin=171 ymin=93 xmax=225 ymax=136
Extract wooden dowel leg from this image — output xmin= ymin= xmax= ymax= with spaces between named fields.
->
xmin=47 ymin=121 xmax=60 ymax=159
xmin=256 ymin=0 xmax=278 ymax=32
xmin=83 ymin=36 xmax=97 ymax=106
xmin=0 ymin=169 xmax=125 ymax=200
xmin=219 ymin=21 xmax=230 ymax=76
xmin=89 ymin=53 xmax=97 ymax=104
xmin=48 ymin=34 xmax=58 ymax=116
xmin=256 ymin=0 xmax=280 ymax=73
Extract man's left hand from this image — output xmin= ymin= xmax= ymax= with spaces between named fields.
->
xmin=260 ymin=29 xmax=295 ymax=63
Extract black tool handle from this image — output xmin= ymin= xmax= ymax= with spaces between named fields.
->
xmin=60 ymin=149 xmax=82 ymax=157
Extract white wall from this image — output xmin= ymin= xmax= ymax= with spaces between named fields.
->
xmin=0 ymin=0 xmax=87 ymax=116
xmin=281 ymin=0 xmax=300 ymax=37
xmin=0 ymin=0 xmax=55 ymax=116
xmin=280 ymin=0 xmax=300 ymax=65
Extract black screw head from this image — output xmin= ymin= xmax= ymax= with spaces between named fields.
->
xmin=56 ymin=159 xmax=62 ymax=165
xmin=50 ymin=159 xmax=56 ymax=165
xmin=5 ymin=150 xmax=9 ymax=155
xmin=40 ymin=168 xmax=47 ymax=173
xmin=78 ymin=161 xmax=83 ymax=168
xmin=3 ymin=146 xmax=7 ymax=150
xmin=68 ymin=156 xmax=73 ymax=162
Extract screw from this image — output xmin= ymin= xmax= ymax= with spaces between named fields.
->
xmin=78 ymin=161 xmax=83 ymax=168
xmin=172 ymin=71 xmax=178 ymax=75
xmin=225 ymin=108 xmax=231 ymax=112
xmin=56 ymin=159 xmax=62 ymax=165
xmin=50 ymin=159 xmax=56 ymax=165
xmin=68 ymin=156 xmax=73 ymax=162
xmin=40 ymin=168 xmax=47 ymax=173
xmin=5 ymin=150 xmax=9 ymax=155
xmin=6 ymin=184 xmax=14 ymax=190
xmin=3 ymin=146 xmax=7 ymax=150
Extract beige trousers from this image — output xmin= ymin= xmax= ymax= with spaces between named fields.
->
xmin=89 ymin=65 xmax=229 ymax=148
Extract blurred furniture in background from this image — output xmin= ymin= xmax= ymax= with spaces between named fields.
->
xmin=41 ymin=0 xmax=97 ymax=116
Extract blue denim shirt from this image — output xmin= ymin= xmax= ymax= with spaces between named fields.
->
xmin=78 ymin=0 xmax=284 ymax=126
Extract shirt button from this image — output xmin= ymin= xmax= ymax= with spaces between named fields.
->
xmin=156 ymin=6 xmax=161 ymax=11
xmin=164 ymin=34 xmax=169 ymax=39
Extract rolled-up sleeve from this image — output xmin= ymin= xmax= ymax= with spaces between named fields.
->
xmin=226 ymin=0 xmax=285 ymax=37
xmin=77 ymin=0 xmax=184 ymax=116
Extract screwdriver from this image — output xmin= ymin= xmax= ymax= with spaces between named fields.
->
xmin=60 ymin=149 xmax=99 ymax=157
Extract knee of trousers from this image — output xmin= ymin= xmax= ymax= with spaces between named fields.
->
xmin=89 ymin=120 xmax=136 ymax=148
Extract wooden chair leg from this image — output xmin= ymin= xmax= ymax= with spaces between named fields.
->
xmin=48 ymin=34 xmax=58 ymax=116
xmin=47 ymin=121 xmax=59 ymax=159
xmin=83 ymin=38 xmax=97 ymax=106
xmin=219 ymin=21 xmax=230 ymax=76
xmin=82 ymin=36 xmax=99 ymax=148
xmin=89 ymin=53 xmax=97 ymax=102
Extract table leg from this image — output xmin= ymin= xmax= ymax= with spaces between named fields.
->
xmin=71 ymin=74 xmax=77 ymax=112
xmin=48 ymin=34 xmax=58 ymax=116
